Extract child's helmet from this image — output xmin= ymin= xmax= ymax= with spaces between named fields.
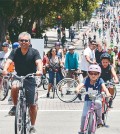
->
xmin=88 ymin=64 xmax=101 ymax=73
xmin=100 ymin=53 xmax=111 ymax=61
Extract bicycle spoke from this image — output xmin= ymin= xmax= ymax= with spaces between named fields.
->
xmin=57 ymin=78 xmax=78 ymax=102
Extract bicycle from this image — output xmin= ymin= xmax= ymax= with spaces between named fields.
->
xmin=81 ymin=91 xmax=108 ymax=134
xmin=8 ymin=73 xmax=38 ymax=134
xmin=36 ymin=74 xmax=49 ymax=90
xmin=105 ymin=81 xmax=117 ymax=108
xmin=48 ymin=66 xmax=62 ymax=99
xmin=105 ymin=81 xmax=117 ymax=100
xmin=56 ymin=70 xmax=83 ymax=103
xmin=0 ymin=73 xmax=11 ymax=101
xmin=102 ymin=95 xmax=110 ymax=126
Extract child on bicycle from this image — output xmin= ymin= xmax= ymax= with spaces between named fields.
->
xmin=99 ymin=52 xmax=119 ymax=107
xmin=75 ymin=64 xmax=111 ymax=133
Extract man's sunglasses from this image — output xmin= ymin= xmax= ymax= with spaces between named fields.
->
xmin=20 ymin=39 xmax=29 ymax=43
xmin=88 ymin=72 xmax=99 ymax=76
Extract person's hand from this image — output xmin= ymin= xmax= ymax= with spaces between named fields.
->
xmin=2 ymin=70 xmax=8 ymax=76
xmin=106 ymin=92 xmax=111 ymax=98
xmin=36 ymin=70 xmax=42 ymax=76
xmin=114 ymin=79 xmax=119 ymax=84
xmin=65 ymin=69 xmax=68 ymax=73
xmin=75 ymin=89 xmax=80 ymax=94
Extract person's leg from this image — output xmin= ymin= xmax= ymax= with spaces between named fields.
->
xmin=9 ymin=79 xmax=19 ymax=115
xmin=47 ymin=70 xmax=54 ymax=97
xmin=95 ymin=99 xmax=103 ymax=126
xmin=25 ymin=78 xmax=38 ymax=133
xmin=80 ymin=101 xmax=91 ymax=132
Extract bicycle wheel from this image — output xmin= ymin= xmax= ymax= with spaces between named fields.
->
xmin=102 ymin=100 xmax=109 ymax=126
xmin=24 ymin=106 xmax=31 ymax=134
xmin=42 ymin=77 xmax=49 ymax=90
xmin=15 ymin=100 xmax=25 ymax=134
xmin=84 ymin=112 xmax=96 ymax=134
xmin=0 ymin=78 xmax=9 ymax=101
xmin=56 ymin=78 xmax=78 ymax=103
xmin=52 ymin=86 xmax=55 ymax=99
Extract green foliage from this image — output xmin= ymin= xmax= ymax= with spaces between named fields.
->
xmin=0 ymin=0 xmax=100 ymax=43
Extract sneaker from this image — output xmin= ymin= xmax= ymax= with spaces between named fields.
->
xmin=97 ymin=123 xmax=103 ymax=128
xmin=8 ymin=106 xmax=16 ymax=116
xmin=46 ymin=92 xmax=49 ymax=98
xmin=78 ymin=94 xmax=82 ymax=100
xmin=29 ymin=127 xmax=36 ymax=134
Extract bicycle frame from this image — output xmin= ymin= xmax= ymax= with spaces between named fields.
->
xmin=83 ymin=101 xmax=97 ymax=133
xmin=13 ymin=73 xmax=37 ymax=134
xmin=83 ymin=93 xmax=103 ymax=134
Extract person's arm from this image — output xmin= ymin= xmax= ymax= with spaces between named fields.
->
xmin=3 ymin=59 xmax=13 ymax=75
xmin=75 ymin=83 xmax=84 ymax=94
xmin=111 ymin=66 xmax=119 ymax=83
xmin=85 ymin=55 xmax=96 ymax=64
xmin=101 ymin=83 xmax=111 ymax=97
xmin=34 ymin=50 xmax=43 ymax=75
xmin=36 ymin=59 xmax=43 ymax=75
xmin=112 ymin=56 xmax=116 ymax=68
xmin=64 ymin=53 xmax=69 ymax=70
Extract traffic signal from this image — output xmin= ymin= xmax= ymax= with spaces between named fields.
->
xmin=57 ymin=15 xmax=62 ymax=24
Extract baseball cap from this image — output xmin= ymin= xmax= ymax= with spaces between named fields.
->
xmin=68 ymin=46 xmax=75 ymax=50
xmin=2 ymin=42 xmax=9 ymax=47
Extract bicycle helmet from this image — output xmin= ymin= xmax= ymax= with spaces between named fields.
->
xmin=88 ymin=64 xmax=101 ymax=73
xmin=55 ymin=42 xmax=61 ymax=46
xmin=100 ymin=53 xmax=111 ymax=61
xmin=12 ymin=42 xmax=20 ymax=49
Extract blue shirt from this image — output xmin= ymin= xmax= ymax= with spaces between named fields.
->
xmin=83 ymin=77 xmax=104 ymax=101
xmin=65 ymin=51 xmax=80 ymax=70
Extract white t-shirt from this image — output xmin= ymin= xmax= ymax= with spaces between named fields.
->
xmin=0 ymin=50 xmax=11 ymax=69
xmin=80 ymin=47 xmax=95 ymax=71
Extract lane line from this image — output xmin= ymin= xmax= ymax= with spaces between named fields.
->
xmin=0 ymin=109 xmax=120 ymax=112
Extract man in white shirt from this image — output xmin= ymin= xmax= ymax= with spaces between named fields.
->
xmin=0 ymin=42 xmax=11 ymax=69
xmin=80 ymin=40 xmax=97 ymax=78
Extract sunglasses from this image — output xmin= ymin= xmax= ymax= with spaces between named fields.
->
xmin=20 ymin=39 xmax=29 ymax=43
xmin=89 ymin=72 xmax=99 ymax=76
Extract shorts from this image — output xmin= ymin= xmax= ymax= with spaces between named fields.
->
xmin=12 ymin=77 xmax=37 ymax=105
xmin=48 ymin=69 xmax=63 ymax=85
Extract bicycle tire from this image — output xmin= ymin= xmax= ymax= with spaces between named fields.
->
xmin=52 ymin=86 xmax=55 ymax=99
xmin=84 ymin=112 xmax=96 ymax=134
xmin=111 ymin=86 xmax=117 ymax=100
xmin=42 ymin=77 xmax=49 ymax=90
xmin=15 ymin=100 xmax=25 ymax=134
xmin=0 ymin=78 xmax=9 ymax=101
xmin=56 ymin=78 xmax=78 ymax=103
xmin=102 ymin=106 xmax=108 ymax=126
xmin=24 ymin=106 xmax=31 ymax=134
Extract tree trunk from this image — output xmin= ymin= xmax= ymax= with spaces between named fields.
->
xmin=0 ymin=17 xmax=8 ymax=47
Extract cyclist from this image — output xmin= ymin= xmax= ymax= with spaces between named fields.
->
xmin=46 ymin=47 xmax=63 ymax=98
xmin=107 ymin=47 xmax=116 ymax=68
xmin=75 ymin=64 xmax=111 ymax=133
xmin=2 ymin=32 xmax=43 ymax=134
xmin=99 ymin=53 xmax=119 ymax=107
xmin=65 ymin=46 xmax=80 ymax=79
